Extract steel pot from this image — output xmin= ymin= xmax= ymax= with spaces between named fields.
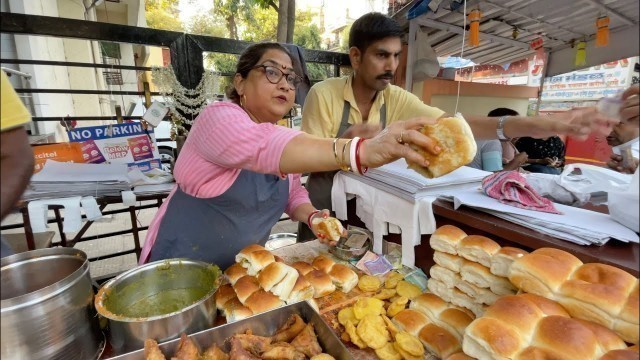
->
xmin=95 ymin=258 xmax=220 ymax=354
xmin=1 ymin=247 xmax=104 ymax=360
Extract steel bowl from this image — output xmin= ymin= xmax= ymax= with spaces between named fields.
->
xmin=95 ymin=259 xmax=221 ymax=354
xmin=329 ymin=229 xmax=373 ymax=261
xmin=1 ymin=248 xmax=104 ymax=360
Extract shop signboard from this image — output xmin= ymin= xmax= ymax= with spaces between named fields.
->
xmin=67 ymin=123 xmax=162 ymax=169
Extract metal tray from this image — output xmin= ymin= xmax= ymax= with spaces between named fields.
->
xmin=108 ymin=300 xmax=351 ymax=360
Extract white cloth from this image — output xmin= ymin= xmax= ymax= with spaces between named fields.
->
xmin=332 ymin=172 xmax=438 ymax=267
xmin=27 ymin=196 xmax=103 ymax=233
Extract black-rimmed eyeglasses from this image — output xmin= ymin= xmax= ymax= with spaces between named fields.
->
xmin=252 ymin=64 xmax=302 ymax=90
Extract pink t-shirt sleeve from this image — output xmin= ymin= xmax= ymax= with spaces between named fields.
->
xmin=285 ymin=173 xmax=310 ymax=216
xmin=189 ymin=102 xmax=302 ymax=175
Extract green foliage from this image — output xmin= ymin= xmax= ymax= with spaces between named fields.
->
xmin=146 ymin=4 xmax=184 ymax=31
xmin=213 ymin=0 xmax=256 ymax=39
xmin=339 ymin=24 xmax=352 ymax=52
xmin=187 ymin=10 xmax=227 ymax=37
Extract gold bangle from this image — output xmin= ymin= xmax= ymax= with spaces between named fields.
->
xmin=341 ymin=139 xmax=353 ymax=171
xmin=332 ymin=138 xmax=342 ymax=168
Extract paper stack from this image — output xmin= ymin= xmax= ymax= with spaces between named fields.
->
xmin=23 ymin=161 xmax=132 ymax=201
xmin=342 ymin=159 xmax=490 ymax=202
xmin=440 ymin=189 xmax=639 ymax=245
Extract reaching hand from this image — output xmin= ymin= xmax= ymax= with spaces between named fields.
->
xmin=607 ymin=153 xmax=639 ymax=174
xmin=341 ymin=124 xmax=382 ymax=139
xmin=548 ymin=107 xmax=620 ymax=141
xmin=309 ymin=209 xmax=346 ymax=247
xmin=620 ymin=85 xmax=639 ymax=124
xmin=359 ymin=117 xmax=440 ymax=169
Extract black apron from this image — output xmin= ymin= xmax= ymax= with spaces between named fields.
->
xmin=149 ymin=170 xmax=289 ymax=270
xmin=297 ymin=100 xmax=387 ymax=241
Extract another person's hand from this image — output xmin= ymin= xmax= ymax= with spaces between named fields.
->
xmin=341 ymin=123 xmax=382 ymax=139
xmin=546 ymin=157 xmax=562 ymax=167
xmin=620 ymin=85 xmax=639 ymax=124
xmin=548 ymin=107 xmax=619 ymax=141
xmin=607 ymin=153 xmax=639 ymax=174
xmin=513 ymin=152 xmax=529 ymax=166
xmin=502 ymin=151 xmax=528 ymax=171
xmin=359 ymin=117 xmax=440 ymax=169
xmin=309 ymin=209 xmax=346 ymax=246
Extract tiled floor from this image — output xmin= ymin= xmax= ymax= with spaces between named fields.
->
xmin=1 ymin=202 xmax=299 ymax=280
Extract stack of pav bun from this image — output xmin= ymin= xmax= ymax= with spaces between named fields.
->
xmin=423 ymin=225 xmax=639 ymax=359
xmin=215 ymin=245 xmax=358 ymax=322
xmin=428 ymin=225 xmax=525 ymax=317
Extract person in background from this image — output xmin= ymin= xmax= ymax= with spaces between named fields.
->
xmin=299 ymin=12 xmax=617 ymax=241
xmin=514 ymin=135 xmax=566 ymax=175
xmin=1 ymin=70 xmax=35 ymax=257
xmin=468 ymin=108 xmax=529 ymax=172
xmin=139 ymin=42 xmax=442 ymax=269
xmin=607 ymin=84 xmax=639 ymax=174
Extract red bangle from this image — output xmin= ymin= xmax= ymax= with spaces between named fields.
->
xmin=307 ymin=210 xmax=320 ymax=228
xmin=355 ymin=138 xmax=368 ymax=175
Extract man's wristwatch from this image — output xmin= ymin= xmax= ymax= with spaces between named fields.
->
xmin=497 ymin=116 xmax=511 ymax=141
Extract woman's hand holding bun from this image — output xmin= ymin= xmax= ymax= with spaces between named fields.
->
xmin=359 ymin=117 xmax=441 ymax=169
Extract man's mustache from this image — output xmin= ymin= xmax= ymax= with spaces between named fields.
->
xmin=376 ymin=72 xmax=394 ymax=79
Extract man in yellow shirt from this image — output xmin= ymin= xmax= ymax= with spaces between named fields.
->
xmin=1 ymin=70 xmax=35 ymax=257
xmin=299 ymin=12 xmax=618 ymax=241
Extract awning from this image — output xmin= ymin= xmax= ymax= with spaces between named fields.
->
xmin=394 ymin=0 xmax=639 ymax=78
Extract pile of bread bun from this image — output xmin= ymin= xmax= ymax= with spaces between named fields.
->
xmin=463 ymin=293 xmax=639 ymax=359
xmin=391 ymin=293 xmax=475 ymax=359
xmin=509 ymin=247 xmax=639 ymax=344
xmin=428 ymin=225 xmax=526 ymax=317
xmin=215 ymin=246 xmax=358 ymax=322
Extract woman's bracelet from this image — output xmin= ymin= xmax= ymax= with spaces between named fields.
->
xmin=332 ymin=138 xmax=342 ymax=168
xmin=354 ymin=138 xmax=367 ymax=175
xmin=307 ymin=210 xmax=320 ymax=229
xmin=340 ymin=139 xmax=353 ymax=172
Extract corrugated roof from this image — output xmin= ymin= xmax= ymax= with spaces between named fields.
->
xmin=393 ymin=0 xmax=639 ymax=75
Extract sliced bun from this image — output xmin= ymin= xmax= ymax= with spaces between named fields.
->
xmin=311 ymin=255 xmax=335 ymax=273
xmin=237 ymin=249 xmax=275 ymax=276
xmin=407 ymin=116 xmax=477 ymax=178
xmin=225 ymin=262 xmax=248 ymax=286
xmin=223 ymin=297 xmax=254 ymax=323
xmin=258 ymin=262 xmax=290 ymax=291
xmin=312 ymin=217 xmax=344 ymax=242
xmin=233 ymin=275 xmax=261 ymax=304
xmin=287 ymin=271 xmax=315 ymax=303
xmin=270 ymin=265 xmax=299 ymax=301
xmin=291 ymin=261 xmax=314 ymax=276
xmin=328 ymin=264 xmax=359 ymax=293
xmin=214 ymin=283 xmax=237 ymax=311
xmin=304 ymin=269 xmax=336 ymax=298
xmin=244 ymin=289 xmax=285 ymax=314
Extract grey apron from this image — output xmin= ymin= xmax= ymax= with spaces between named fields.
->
xmin=297 ymin=100 xmax=386 ymax=241
xmin=149 ymin=170 xmax=289 ymax=269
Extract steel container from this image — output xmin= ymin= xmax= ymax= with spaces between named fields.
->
xmin=108 ymin=300 xmax=351 ymax=360
xmin=1 ymin=248 xmax=104 ymax=360
xmin=95 ymin=259 xmax=220 ymax=355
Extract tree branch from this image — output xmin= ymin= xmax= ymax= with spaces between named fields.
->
xmin=267 ymin=0 xmax=278 ymax=11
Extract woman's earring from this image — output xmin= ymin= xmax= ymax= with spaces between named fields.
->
xmin=240 ymin=94 xmax=247 ymax=108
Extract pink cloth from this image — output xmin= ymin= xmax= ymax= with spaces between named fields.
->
xmin=139 ymin=102 xmax=309 ymax=263
xmin=482 ymin=170 xmax=561 ymax=214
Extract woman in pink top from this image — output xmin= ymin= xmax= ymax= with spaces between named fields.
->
xmin=140 ymin=42 xmax=440 ymax=268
